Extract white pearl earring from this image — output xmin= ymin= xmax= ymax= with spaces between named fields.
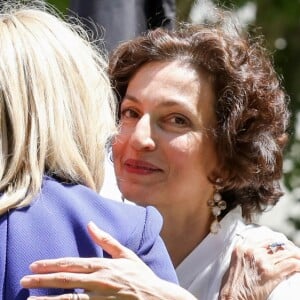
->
xmin=207 ymin=187 xmax=227 ymax=234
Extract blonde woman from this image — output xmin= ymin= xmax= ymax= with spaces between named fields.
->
xmin=0 ymin=2 xmax=179 ymax=299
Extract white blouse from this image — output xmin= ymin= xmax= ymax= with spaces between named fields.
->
xmin=176 ymin=207 xmax=300 ymax=300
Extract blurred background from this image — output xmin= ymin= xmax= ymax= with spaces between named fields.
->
xmin=47 ymin=0 xmax=300 ymax=244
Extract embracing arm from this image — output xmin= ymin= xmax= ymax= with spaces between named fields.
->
xmin=21 ymin=223 xmax=300 ymax=300
xmin=21 ymin=222 xmax=197 ymax=300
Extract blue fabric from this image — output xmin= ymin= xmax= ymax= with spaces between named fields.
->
xmin=0 ymin=176 xmax=177 ymax=299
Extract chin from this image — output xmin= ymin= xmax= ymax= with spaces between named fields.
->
xmin=123 ymin=191 xmax=151 ymax=207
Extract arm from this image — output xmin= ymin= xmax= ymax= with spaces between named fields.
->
xmin=21 ymin=223 xmax=300 ymax=300
xmin=21 ymin=222 xmax=197 ymax=300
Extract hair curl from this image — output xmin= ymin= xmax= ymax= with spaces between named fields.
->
xmin=109 ymin=12 xmax=290 ymax=221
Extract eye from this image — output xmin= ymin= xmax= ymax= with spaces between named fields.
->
xmin=120 ymin=108 xmax=140 ymax=119
xmin=167 ymin=114 xmax=190 ymax=127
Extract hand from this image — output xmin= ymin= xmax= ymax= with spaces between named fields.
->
xmin=21 ymin=222 xmax=196 ymax=300
xmin=219 ymin=238 xmax=300 ymax=300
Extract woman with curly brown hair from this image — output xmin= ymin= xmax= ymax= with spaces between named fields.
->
xmin=107 ymin=14 xmax=300 ymax=299
xmin=22 ymin=8 xmax=300 ymax=300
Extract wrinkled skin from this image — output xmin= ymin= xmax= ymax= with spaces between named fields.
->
xmin=219 ymin=238 xmax=300 ymax=300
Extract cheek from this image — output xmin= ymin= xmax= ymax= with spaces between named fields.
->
xmin=167 ymin=136 xmax=198 ymax=167
xmin=198 ymin=140 xmax=218 ymax=174
xmin=168 ymin=134 xmax=217 ymax=174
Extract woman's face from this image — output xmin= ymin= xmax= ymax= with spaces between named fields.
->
xmin=112 ymin=61 xmax=218 ymax=210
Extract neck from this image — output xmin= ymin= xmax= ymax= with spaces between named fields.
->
xmin=159 ymin=204 xmax=213 ymax=268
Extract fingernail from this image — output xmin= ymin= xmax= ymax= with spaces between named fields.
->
xmin=29 ymin=262 xmax=37 ymax=271
xmin=20 ymin=276 xmax=30 ymax=285
xmin=88 ymin=221 xmax=96 ymax=227
xmin=88 ymin=221 xmax=101 ymax=232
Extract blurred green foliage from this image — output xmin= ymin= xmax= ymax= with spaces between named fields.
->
xmin=47 ymin=0 xmax=69 ymax=14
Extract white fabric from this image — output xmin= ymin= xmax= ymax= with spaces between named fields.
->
xmin=176 ymin=207 xmax=300 ymax=300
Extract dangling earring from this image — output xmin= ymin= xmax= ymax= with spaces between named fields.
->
xmin=207 ymin=186 xmax=227 ymax=234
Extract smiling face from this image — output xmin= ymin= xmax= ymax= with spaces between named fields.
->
xmin=112 ymin=60 xmax=218 ymax=213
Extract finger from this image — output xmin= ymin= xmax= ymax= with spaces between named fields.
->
xmin=220 ymin=244 xmax=245 ymax=285
xmin=21 ymin=272 xmax=95 ymax=289
xmin=87 ymin=222 xmax=137 ymax=260
xmin=234 ymin=238 xmax=294 ymax=263
xmin=28 ymin=257 xmax=103 ymax=274
xmin=275 ymin=241 xmax=300 ymax=257
xmin=239 ymin=238 xmax=287 ymax=249
xmin=272 ymin=249 xmax=300 ymax=264
xmin=27 ymin=293 xmax=94 ymax=300
xmin=260 ymin=240 xmax=300 ymax=264
xmin=274 ymin=258 xmax=300 ymax=279
xmin=27 ymin=294 xmax=111 ymax=300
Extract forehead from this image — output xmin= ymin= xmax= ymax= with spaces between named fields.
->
xmin=126 ymin=60 xmax=216 ymax=112
xmin=130 ymin=60 xmax=200 ymax=86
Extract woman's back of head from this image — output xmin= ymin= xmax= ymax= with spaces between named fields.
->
xmin=0 ymin=1 xmax=116 ymax=214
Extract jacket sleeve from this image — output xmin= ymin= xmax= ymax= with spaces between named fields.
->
xmin=133 ymin=205 xmax=178 ymax=284
xmin=0 ymin=213 xmax=7 ymax=299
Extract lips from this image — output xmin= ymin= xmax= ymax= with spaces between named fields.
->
xmin=123 ymin=159 xmax=162 ymax=175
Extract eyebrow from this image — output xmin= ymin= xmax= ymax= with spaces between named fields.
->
xmin=124 ymin=93 xmax=194 ymax=110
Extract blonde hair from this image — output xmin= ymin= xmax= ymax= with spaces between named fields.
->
xmin=0 ymin=2 xmax=116 ymax=215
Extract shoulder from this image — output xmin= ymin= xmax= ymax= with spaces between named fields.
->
xmin=241 ymin=223 xmax=288 ymax=243
xmin=2 ymin=176 xmax=164 ymax=265
xmin=1 ymin=177 xmax=174 ymax=297
xmin=38 ymin=176 xmax=164 ymax=250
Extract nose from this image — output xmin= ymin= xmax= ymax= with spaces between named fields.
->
xmin=130 ymin=114 xmax=156 ymax=151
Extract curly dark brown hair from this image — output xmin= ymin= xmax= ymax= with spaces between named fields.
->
xmin=108 ymin=12 xmax=290 ymax=221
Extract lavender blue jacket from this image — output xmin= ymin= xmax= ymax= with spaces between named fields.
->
xmin=0 ymin=176 xmax=177 ymax=299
